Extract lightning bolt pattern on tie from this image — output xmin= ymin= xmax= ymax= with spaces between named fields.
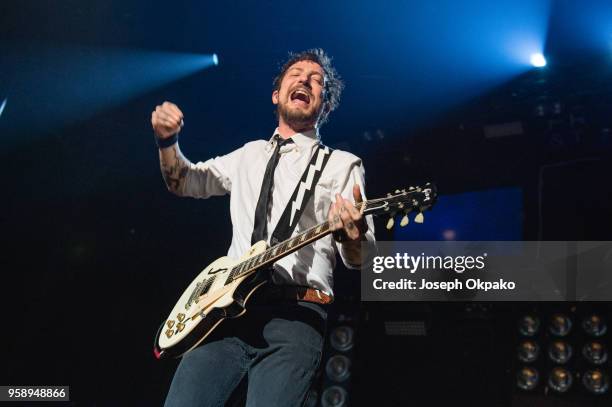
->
xmin=290 ymin=147 xmax=329 ymax=226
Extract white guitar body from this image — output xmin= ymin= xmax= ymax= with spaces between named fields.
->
xmin=155 ymin=241 xmax=268 ymax=359
xmin=153 ymin=184 xmax=437 ymax=360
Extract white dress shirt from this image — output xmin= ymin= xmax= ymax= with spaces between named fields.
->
xmin=175 ymin=128 xmax=376 ymax=297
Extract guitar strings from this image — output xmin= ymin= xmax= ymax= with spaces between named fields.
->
xmin=227 ymin=190 xmax=423 ymax=281
xmin=186 ymin=190 xmax=430 ymax=306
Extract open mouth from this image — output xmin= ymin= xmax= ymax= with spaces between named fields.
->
xmin=290 ymin=89 xmax=311 ymax=106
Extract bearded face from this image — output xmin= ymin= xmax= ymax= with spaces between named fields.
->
xmin=274 ymin=60 xmax=326 ymax=131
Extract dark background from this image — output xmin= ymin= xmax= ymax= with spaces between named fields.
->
xmin=2 ymin=0 xmax=612 ymax=405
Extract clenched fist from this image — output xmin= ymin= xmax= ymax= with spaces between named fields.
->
xmin=151 ymin=101 xmax=184 ymax=139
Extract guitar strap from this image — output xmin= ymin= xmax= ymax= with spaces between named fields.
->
xmin=270 ymin=143 xmax=333 ymax=246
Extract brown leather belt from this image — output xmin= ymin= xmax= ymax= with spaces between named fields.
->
xmin=264 ymin=285 xmax=334 ymax=305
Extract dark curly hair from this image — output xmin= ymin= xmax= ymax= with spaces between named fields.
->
xmin=273 ymin=48 xmax=344 ymax=127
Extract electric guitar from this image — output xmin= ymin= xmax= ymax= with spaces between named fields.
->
xmin=154 ymin=184 xmax=437 ymax=359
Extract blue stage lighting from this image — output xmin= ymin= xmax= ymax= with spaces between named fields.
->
xmin=530 ymin=53 xmax=547 ymax=67
xmin=0 ymin=98 xmax=6 ymax=118
xmin=3 ymin=45 xmax=219 ymax=142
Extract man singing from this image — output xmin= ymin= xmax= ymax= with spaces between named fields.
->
xmin=152 ymin=48 xmax=376 ymax=406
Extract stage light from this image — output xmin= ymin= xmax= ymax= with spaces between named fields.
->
xmin=0 ymin=98 xmax=6 ymax=118
xmin=549 ymin=314 xmax=572 ymax=337
xmin=3 ymin=45 xmax=219 ymax=140
xmin=530 ymin=53 xmax=547 ymax=68
xmin=548 ymin=340 xmax=572 ymax=364
xmin=518 ymin=315 xmax=540 ymax=336
xmin=548 ymin=367 xmax=573 ymax=393
xmin=319 ymin=313 xmax=356 ymax=406
xmin=321 ymin=385 xmax=348 ymax=407
xmin=517 ymin=340 xmax=540 ymax=363
xmin=325 ymin=355 xmax=351 ymax=382
xmin=582 ymin=341 xmax=608 ymax=365
xmin=516 ymin=366 xmax=539 ymax=390
xmin=582 ymin=369 xmax=610 ymax=394
xmin=582 ymin=314 xmax=607 ymax=337
xmin=330 ymin=326 xmax=354 ymax=352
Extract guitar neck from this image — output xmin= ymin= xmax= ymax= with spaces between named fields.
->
xmin=224 ymin=183 xmax=438 ymax=284
xmin=226 ymin=201 xmax=367 ymax=283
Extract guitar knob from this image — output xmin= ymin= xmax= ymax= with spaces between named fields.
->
xmin=176 ymin=322 xmax=186 ymax=332
xmin=386 ymin=217 xmax=394 ymax=230
xmin=414 ymin=212 xmax=424 ymax=224
xmin=177 ymin=313 xmax=185 ymax=322
xmin=165 ymin=329 xmax=174 ymax=338
xmin=166 ymin=320 xmax=175 ymax=329
xmin=400 ymin=215 xmax=409 ymax=227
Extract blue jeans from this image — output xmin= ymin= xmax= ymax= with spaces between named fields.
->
xmin=164 ymin=294 xmax=327 ymax=407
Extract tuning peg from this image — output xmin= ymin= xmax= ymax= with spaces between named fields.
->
xmin=414 ymin=212 xmax=424 ymax=223
xmin=400 ymin=214 xmax=409 ymax=227
xmin=386 ymin=211 xmax=397 ymax=229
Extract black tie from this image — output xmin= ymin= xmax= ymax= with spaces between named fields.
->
xmin=251 ymin=135 xmax=293 ymax=244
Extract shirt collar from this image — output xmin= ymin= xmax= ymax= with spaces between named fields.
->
xmin=269 ymin=127 xmax=320 ymax=151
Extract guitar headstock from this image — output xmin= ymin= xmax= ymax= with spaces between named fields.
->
xmin=363 ymin=183 xmax=438 ymax=229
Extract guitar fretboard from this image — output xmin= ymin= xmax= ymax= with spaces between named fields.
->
xmin=219 ymin=185 xmax=433 ymax=286
xmin=224 ymin=200 xmax=369 ymax=285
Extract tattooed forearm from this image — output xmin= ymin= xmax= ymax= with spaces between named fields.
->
xmin=341 ymin=238 xmax=362 ymax=265
xmin=159 ymin=144 xmax=191 ymax=195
